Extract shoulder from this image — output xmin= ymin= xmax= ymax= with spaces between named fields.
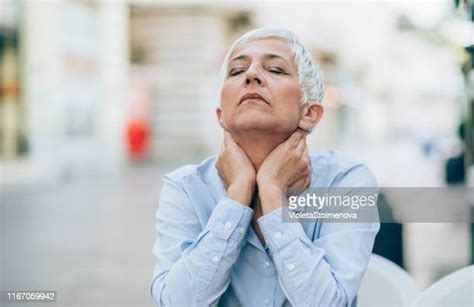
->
xmin=309 ymin=149 xmax=377 ymax=187
xmin=162 ymin=156 xmax=218 ymax=187
xmin=310 ymin=149 xmax=363 ymax=171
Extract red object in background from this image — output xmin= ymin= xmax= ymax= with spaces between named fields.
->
xmin=126 ymin=76 xmax=152 ymax=160
xmin=126 ymin=118 xmax=150 ymax=160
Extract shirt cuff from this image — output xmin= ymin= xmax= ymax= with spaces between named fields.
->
xmin=257 ymin=206 xmax=307 ymax=254
xmin=206 ymin=196 xmax=254 ymax=243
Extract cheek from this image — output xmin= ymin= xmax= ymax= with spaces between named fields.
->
xmin=286 ymin=82 xmax=303 ymax=101
xmin=272 ymin=81 xmax=303 ymax=124
xmin=220 ymin=81 xmax=237 ymax=107
xmin=274 ymin=81 xmax=303 ymax=108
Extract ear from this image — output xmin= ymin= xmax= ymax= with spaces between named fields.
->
xmin=298 ymin=101 xmax=324 ymax=131
xmin=216 ymin=107 xmax=225 ymax=129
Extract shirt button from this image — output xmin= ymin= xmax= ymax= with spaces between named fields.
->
xmin=212 ymin=256 xmax=220 ymax=263
xmin=287 ymin=263 xmax=295 ymax=271
xmin=264 ymin=298 xmax=271 ymax=305
xmin=263 ymin=261 xmax=271 ymax=269
xmin=274 ymin=232 xmax=282 ymax=239
xmin=224 ymin=221 xmax=232 ymax=229
xmin=238 ymin=227 xmax=245 ymax=234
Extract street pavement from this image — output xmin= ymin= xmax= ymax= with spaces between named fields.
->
xmin=1 ymin=164 xmax=165 ymax=306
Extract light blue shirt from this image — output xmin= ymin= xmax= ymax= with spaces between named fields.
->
xmin=150 ymin=150 xmax=380 ymax=306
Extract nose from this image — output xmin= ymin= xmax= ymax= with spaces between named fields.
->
xmin=245 ymin=66 xmax=265 ymax=86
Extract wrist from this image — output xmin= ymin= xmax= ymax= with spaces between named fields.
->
xmin=256 ymin=178 xmax=285 ymax=196
xmin=257 ymin=183 xmax=285 ymax=215
xmin=227 ymin=180 xmax=255 ymax=206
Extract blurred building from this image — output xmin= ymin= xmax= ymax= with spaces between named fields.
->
xmin=5 ymin=0 xmax=466 ymax=185
xmin=0 ymin=0 xmax=22 ymax=159
xmin=1 ymin=1 xmax=129 ymax=187
xmin=129 ymin=3 xmax=256 ymax=164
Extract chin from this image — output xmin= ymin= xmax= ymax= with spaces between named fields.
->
xmin=232 ymin=120 xmax=295 ymax=135
xmin=229 ymin=112 xmax=274 ymax=130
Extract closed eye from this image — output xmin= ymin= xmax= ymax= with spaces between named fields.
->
xmin=228 ymin=67 xmax=247 ymax=76
xmin=267 ymin=66 xmax=285 ymax=74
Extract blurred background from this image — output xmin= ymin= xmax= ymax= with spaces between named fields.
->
xmin=1 ymin=0 xmax=473 ymax=305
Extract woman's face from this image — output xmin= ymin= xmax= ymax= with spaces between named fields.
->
xmin=217 ymin=38 xmax=304 ymax=134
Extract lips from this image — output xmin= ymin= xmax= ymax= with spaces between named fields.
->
xmin=239 ymin=93 xmax=269 ymax=105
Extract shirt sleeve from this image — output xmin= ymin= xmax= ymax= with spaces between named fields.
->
xmin=150 ymin=175 xmax=253 ymax=306
xmin=257 ymin=164 xmax=380 ymax=306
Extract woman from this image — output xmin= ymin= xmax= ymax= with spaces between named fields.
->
xmin=150 ymin=27 xmax=379 ymax=307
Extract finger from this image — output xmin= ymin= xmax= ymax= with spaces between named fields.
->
xmin=287 ymin=129 xmax=306 ymax=148
xmin=294 ymin=128 xmax=306 ymax=139
xmin=219 ymin=138 xmax=225 ymax=151
xmin=302 ymin=141 xmax=308 ymax=153
xmin=301 ymin=142 xmax=309 ymax=156
xmin=303 ymin=174 xmax=311 ymax=189
xmin=289 ymin=129 xmax=304 ymax=142
xmin=290 ymin=137 xmax=306 ymax=158
xmin=299 ymin=175 xmax=309 ymax=189
xmin=296 ymin=168 xmax=311 ymax=186
xmin=286 ymin=133 xmax=302 ymax=150
xmin=223 ymin=130 xmax=232 ymax=148
xmin=288 ymin=175 xmax=309 ymax=195
xmin=289 ymin=175 xmax=304 ymax=187
xmin=294 ymin=160 xmax=310 ymax=183
xmin=294 ymin=134 xmax=306 ymax=154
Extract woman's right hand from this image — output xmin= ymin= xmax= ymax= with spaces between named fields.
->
xmin=216 ymin=130 xmax=256 ymax=206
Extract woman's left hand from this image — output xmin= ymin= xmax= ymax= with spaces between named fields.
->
xmin=256 ymin=129 xmax=312 ymax=214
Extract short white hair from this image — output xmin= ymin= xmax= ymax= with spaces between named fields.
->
xmin=220 ymin=27 xmax=325 ymax=104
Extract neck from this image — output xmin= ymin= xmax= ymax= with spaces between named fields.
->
xmin=232 ymin=130 xmax=290 ymax=171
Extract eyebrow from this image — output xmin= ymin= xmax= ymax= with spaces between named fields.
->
xmin=229 ymin=53 xmax=290 ymax=64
